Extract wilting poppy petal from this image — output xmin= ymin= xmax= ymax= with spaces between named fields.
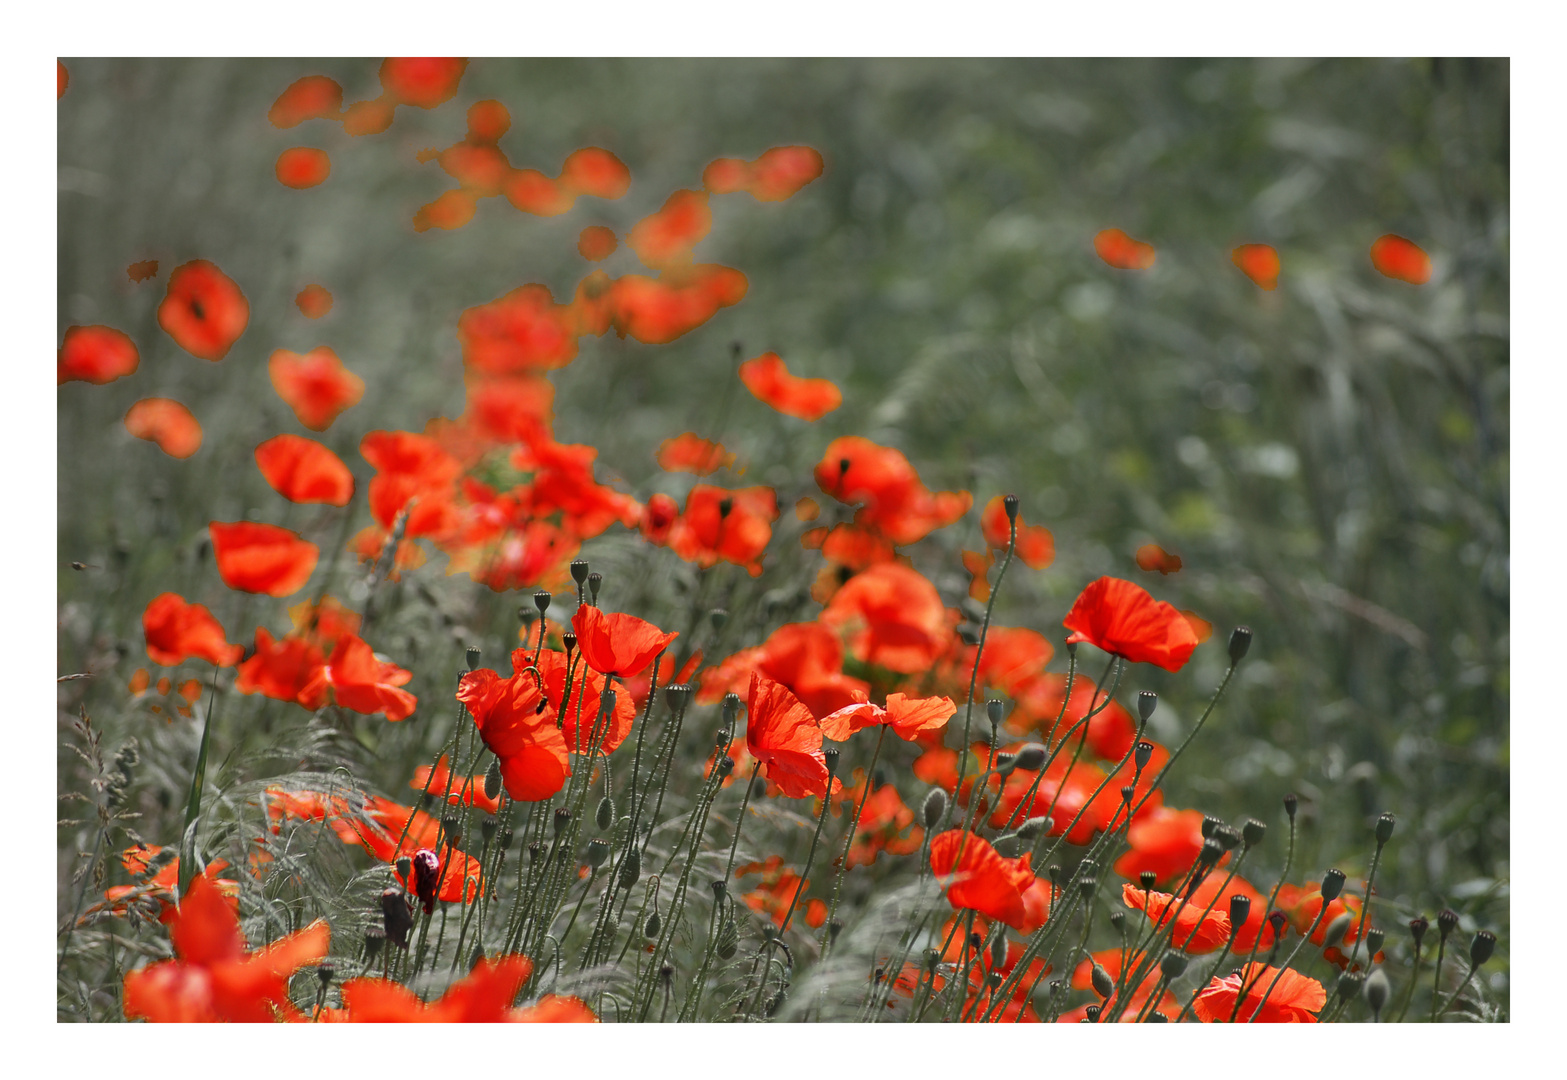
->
xmin=276 ymin=147 xmax=331 ymax=189
xmin=295 ymin=283 xmax=333 ymax=319
xmin=59 ymin=325 xmax=138 ymax=385
xmin=739 ymin=351 xmax=842 ymax=421
xmin=158 ymin=260 xmax=250 ymax=362
xmin=1094 ymin=228 xmax=1156 ymax=270
xmin=210 ymin=521 xmax=319 ymax=597
xmin=1370 ymin=234 xmax=1431 ymax=284
xmin=379 ymin=58 xmax=467 ymax=109
xmin=126 ymin=260 xmax=159 ymax=284
xmin=1231 ymin=243 xmax=1280 ymax=290
xmin=577 ymin=225 xmax=619 ymax=262
xmin=255 ymin=434 xmax=355 ymax=506
xmin=269 ymin=346 xmax=365 ymax=430
xmin=1063 ymin=577 xmax=1200 ymax=672
xmin=268 ymin=75 xmax=343 ymax=128
xmin=143 ymin=592 xmax=243 ymax=667
xmin=125 ymin=398 xmax=202 ymax=459
xmin=1135 ymin=543 xmax=1182 ymax=575
xmin=656 ymin=432 xmax=733 ymax=476
xmin=627 ymin=189 xmax=711 ymax=268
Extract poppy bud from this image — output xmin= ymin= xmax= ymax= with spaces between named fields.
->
xmin=1139 ymin=871 xmax=1156 ymax=891
xmin=1364 ymin=968 xmax=1390 ymax=1018
xmin=665 ymin=683 xmax=693 ymax=712
xmin=1437 ymin=908 xmax=1460 ymax=939
xmin=710 ymin=608 xmax=729 ymax=631
xmin=481 ymin=815 xmax=498 ymax=843
xmin=586 ymin=838 xmax=610 ymax=869
xmin=824 ymin=748 xmax=840 ymax=775
xmin=1197 ymin=838 xmax=1224 ymax=866
xmin=922 ymin=789 xmax=947 ymax=829
xmin=380 ymin=888 xmax=413 ymax=948
xmin=1242 ymin=818 xmax=1266 ymax=848
xmin=1322 ymin=911 xmax=1354 ymax=950
xmin=1134 ymin=740 xmax=1154 ymax=772
xmin=1146 ymin=1013 xmax=1169 ymax=1023
xmin=1409 ymin=914 xmax=1429 ymax=947
xmin=716 ymin=755 xmax=734 ymax=778
xmin=554 ymin=808 xmax=572 ymax=836
xmin=1228 ymin=626 xmax=1252 ymax=663
xmin=1109 ymin=911 xmax=1125 ymax=933
xmin=596 ymin=796 xmax=615 ymax=831
xmin=1335 ymin=970 xmax=1363 ymax=1002
xmin=1283 ymin=793 xmax=1298 ymax=820
xmin=986 ymin=699 xmax=1005 ymax=727
xmin=988 ymin=931 xmax=1007 ymax=969
xmin=923 ymin=947 xmax=940 ymax=971
xmin=1201 ymin=815 xmax=1221 ymax=839
xmin=1014 ymin=744 xmax=1046 ymax=771
xmin=660 ymin=963 xmax=674 ymax=983
xmin=412 ymin=848 xmax=441 ymax=914
xmin=1229 ymin=894 xmax=1251 ymax=934
xmin=587 ymin=572 xmax=603 ymax=604
xmin=571 ymin=558 xmax=590 ymax=585
xmin=645 ymin=910 xmax=661 ymax=939
xmin=1078 ymin=877 xmax=1098 ymax=901
xmin=711 ymin=879 xmax=727 ymax=900
xmin=1215 ymin=825 xmax=1241 ymax=851
xmin=1137 ymin=691 xmax=1158 ymax=723
xmin=1160 ymin=951 xmax=1188 ymax=979
xmin=364 ymin=926 xmax=386 ymax=962
xmin=1120 ymin=785 xmax=1135 ymax=805
xmin=1375 ymin=812 xmax=1396 ymax=845
xmin=618 ymin=845 xmax=641 ymax=889
xmin=1002 ymin=493 xmax=1019 ymax=522
xmin=527 ymin=841 xmax=541 ymax=863
xmin=721 ymin=692 xmax=741 ymax=726
xmin=440 ymin=813 xmax=462 ymax=849
xmin=1320 ymin=868 xmax=1346 ymax=903
xmin=395 ymin=854 xmax=413 ymax=880
xmin=1267 ymin=910 xmax=1287 ymax=939
xmin=1018 ymin=815 xmax=1050 ymax=840
xmin=532 ymin=589 xmax=551 ymax=615
xmin=1083 ymin=1004 xmax=1101 ymax=1023
xmin=484 ymin=759 xmax=502 ymax=802
xmin=993 ymin=834 xmax=1020 ymax=858
xmin=316 ymin=962 xmax=334 ymax=987
xmin=1469 ymin=930 xmax=1496 ymax=967
xmin=1091 ymin=963 xmax=1115 ymax=999
xmin=563 ymin=631 xmax=577 ymax=653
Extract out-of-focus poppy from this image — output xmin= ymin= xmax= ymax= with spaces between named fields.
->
xmin=268 ymin=75 xmax=343 ymax=128
xmin=349 ymin=527 xmax=427 ymax=582
xmin=380 ymin=57 xmax=467 ymax=109
xmin=275 ymin=147 xmax=331 ymax=188
xmin=656 ymin=432 xmax=733 ymax=476
xmin=1186 ymin=870 xmax=1276 ymax=953
xmin=698 ymin=621 xmax=869 ymax=717
xmin=127 ymin=260 xmax=160 ymax=284
xmin=820 ymin=693 xmax=956 ymax=742
xmin=336 ymin=955 xmax=531 ymax=1022
xmin=1192 ymin=962 xmax=1325 ymax=1023
xmin=801 ymin=523 xmax=898 ymax=573
xmin=560 ymin=147 xmax=631 ymax=201
xmin=510 ymin=995 xmax=598 ymax=1022
xmin=745 ymin=672 xmax=836 ymax=798
xmin=534 ymin=650 xmax=637 ymax=756
xmin=298 ymin=633 xmax=417 ymax=721
xmin=1094 ymin=228 xmax=1156 ymax=270
xmin=1006 ymin=672 xmax=1136 ymax=760
xmin=1112 ymin=807 xmax=1210 ymax=885
xmin=1181 ymin=610 xmax=1214 ymax=644
xmin=143 ymin=592 xmax=242 ymax=667
xmin=58 ymin=60 xmax=68 ymax=98
xmin=359 ymin=430 xmax=461 ymax=539
xmin=980 ymin=495 xmax=1054 ymax=569
xmin=929 ymin=830 xmax=1045 ymax=932
xmin=830 ymin=773 xmax=925 ymax=868
xmin=664 ymin=484 xmax=779 ymax=577
xmin=1122 ymin=882 xmax=1231 ymax=954
xmin=1135 ymin=543 xmax=1182 ymax=575
xmin=702 ymin=146 xmax=825 ymax=201
xmin=89 ymin=847 xmax=236 ymax=925
xmin=341 ymin=96 xmax=396 ymax=137
xmin=317 ymin=794 xmax=482 ymax=903
xmin=956 ymin=626 xmax=1056 ymax=701
xmin=236 ymin=627 xmax=326 ymax=703
xmin=735 ymin=855 xmax=812 ymax=926
xmin=814 ymin=436 xmax=971 ymax=546
xmin=295 ymin=283 xmax=333 ymax=318
xmin=962 ymin=549 xmax=994 ymax=602
xmin=1276 ymin=883 xmax=1382 ymax=969
xmin=158 ymin=260 xmax=250 ymax=362
xmin=577 ymin=225 xmax=618 ymax=262
xmin=796 ymin=496 xmax=821 ymax=522
xmin=1062 ymin=948 xmax=1180 ymax=1022
xmin=457 ymin=667 xmax=570 ymax=801
xmin=255 ymin=434 xmax=354 ymax=506
xmin=739 ymin=351 xmax=842 ymax=421
xmin=269 ymin=346 xmax=365 ymax=431
xmin=125 ymin=398 xmax=202 ymax=458
xmin=571 ymin=606 xmax=678 ymax=678
xmin=1063 ymin=576 xmax=1201 ymax=672
xmin=122 ymin=874 xmax=329 ymax=1023
xmin=59 ymin=325 xmax=139 ymax=385
xmin=819 ymin=562 xmax=953 ymax=674
xmin=603 ymin=264 xmax=749 ymax=345
xmin=627 ymin=189 xmax=711 ymax=268
xmin=413 ymin=189 xmax=478 ymax=232
xmin=1232 ymin=243 xmax=1280 ymax=290
xmin=209 ymin=520 xmax=319 ymax=597
xmin=288 ymin=594 xmax=361 ymax=650
xmin=458 ymin=283 xmax=581 ymax=374
xmin=1370 ymin=234 xmax=1431 ymax=284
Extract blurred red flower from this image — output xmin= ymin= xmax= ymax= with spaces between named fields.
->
xmin=1232 ymin=243 xmax=1280 ymax=290
xmin=295 ymin=283 xmax=333 ymax=318
xmin=980 ymin=495 xmax=1054 ymax=569
xmin=158 ymin=260 xmax=250 ymax=361
xmin=814 ymin=436 xmax=971 ymax=546
xmin=819 ymin=562 xmax=953 ymax=674
xmin=127 ymin=260 xmax=160 ymax=283
xmin=1135 ymin=543 xmax=1182 ymax=575
xmin=703 ymin=146 xmax=824 ymax=201
xmin=664 ymin=484 xmax=779 ymax=577
xmin=275 ymin=147 xmax=331 ymax=189
xmin=255 ymin=434 xmax=354 ymax=506
xmin=125 ymin=398 xmax=202 ymax=458
xmin=1370 ymin=234 xmax=1431 ymax=284
xmin=929 ymin=830 xmax=1047 ymax=932
xmin=1063 ymin=576 xmax=1200 ymax=672
xmin=210 ymin=521 xmax=319 ymax=597
xmin=336 ymin=955 xmax=532 ymax=1022
xmin=143 ymin=592 xmax=242 ymax=667
xmin=236 ymin=627 xmax=326 ymax=703
xmin=699 ymin=621 xmax=869 ymax=717
xmin=1111 ymin=807 xmax=1210 ymax=885
xmin=657 ymin=432 xmax=734 ymax=476
xmin=1122 ymin=882 xmax=1231 ymax=953
xmin=270 ymin=346 xmax=365 ymax=431
xmin=739 ymin=351 xmax=842 ymax=421
xmin=578 ymin=224 xmax=619 ymax=261
xmin=268 ymin=75 xmax=343 ymax=128
xmin=380 ymin=57 xmax=467 ymax=109
xmin=59 ymin=325 xmax=139 ymax=384
xmin=1094 ymin=228 xmax=1156 ymax=270
xmin=627 ymin=189 xmax=711 ymax=268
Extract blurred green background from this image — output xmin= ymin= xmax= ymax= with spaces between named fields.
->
xmin=58 ymin=58 xmax=1508 ymax=998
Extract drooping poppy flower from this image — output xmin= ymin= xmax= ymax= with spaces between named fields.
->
xmin=298 ymin=633 xmax=417 ymax=721
xmin=336 ymin=955 xmax=530 ymax=1022
xmin=738 ymin=351 xmax=842 ymax=421
xmin=295 ymin=283 xmax=333 ymax=318
xmin=158 ymin=260 xmax=249 ymax=362
xmin=58 ymin=325 xmax=139 ymax=385
xmin=126 ymin=260 xmax=159 ymax=284
xmin=122 ymin=874 xmax=329 ymax=1023
xmin=1122 ymin=882 xmax=1231 ymax=954
xmin=745 ymin=672 xmax=835 ymax=799
xmin=236 ymin=627 xmax=327 ymax=703
xmin=1135 ymin=543 xmax=1182 ymax=575
xmin=209 ymin=520 xmax=319 ymax=597
xmin=1063 ymin=577 xmax=1201 ymax=672
xmin=814 ymin=436 xmax=971 ymax=546
xmin=577 ymin=225 xmax=619 ymax=261
xmin=1232 ymin=243 xmax=1280 ymax=290
xmin=929 ymin=830 xmax=1041 ymax=932
xmin=275 ymin=147 xmax=331 ymax=188
xmin=819 ymin=693 xmax=956 ymax=742
xmin=1369 ymin=234 xmax=1431 ymax=284
xmin=143 ymin=592 xmax=242 ymax=667
xmin=664 ymin=484 xmax=779 ymax=576
xmin=124 ymin=398 xmax=202 ymax=459
xmin=702 ymin=146 xmax=825 ymax=202
xmin=980 ymin=495 xmax=1054 ymax=570
xmin=457 ymin=667 xmax=571 ymax=801
xmin=268 ymin=75 xmax=343 ymax=128
xmin=1192 ymin=962 xmax=1326 ymax=1023
xmin=819 ymin=562 xmax=954 ymax=674
xmin=657 ymin=432 xmax=733 ymax=476
xmin=627 ymin=189 xmax=711 ymax=268
xmin=1094 ymin=228 xmax=1156 ymax=270
xmin=269 ymin=346 xmax=365 ymax=431
xmin=570 ymin=605 xmax=678 ymax=678
xmin=254 ymin=434 xmax=354 ymax=506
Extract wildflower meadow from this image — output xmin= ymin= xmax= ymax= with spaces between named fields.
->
xmin=56 ymin=56 xmax=1510 ymax=1027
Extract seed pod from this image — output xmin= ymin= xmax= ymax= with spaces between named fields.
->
xmin=986 ymin=699 xmax=1004 ymax=728
xmin=644 ymin=910 xmax=661 ymax=939
xmin=1139 ymin=871 xmax=1157 ymax=891
xmin=586 ymin=838 xmax=610 ymax=869
xmin=1283 ymin=792 xmax=1298 ymax=820
xmin=465 ymin=647 xmax=482 ymax=671
xmin=1083 ymin=1005 xmax=1101 ymax=1023
xmin=1375 ymin=812 xmax=1396 ymax=845
xmin=922 ymin=789 xmax=947 ymax=829
xmin=587 ymin=572 xmax=603 ymax=604
xmin=1108 ymin=911 xmax=1125 ymax=933
xmin=1267 ymin=910 xmax=1288 ymax=939
xmin=1078 ymin=877 xmax=1098 ymax=901
xmin=1469 ymin=930 xmax=1496 ymax=967
xmin=994 ymin=752 xmax=1018 ymax=775
xmin=1215 ymin=825 xmax=1242 ymax=851
xmin=1160 ymin=951 xmax=1188 ymax=979
xmin=1335 ymin=970 xmax=1363 ymax=1002
xmin=1091 ymin=963 xmax=1115 ymax=999
xmin=596 ymin=796 xmax=615 ymax=831
xmin=1201 ymin=815 xmax=1221 ymax=839
xmin=617 ymin=845 xmax=642 ymax=889
xmin=1409 ymin=914 xmax=1429 ymax=947
xmin=364 ymin=926 xmax=386 ymax=962
xmin=1137 ymin=691 xmax=1158 ymax=723
xmin=824 ymin=748 xmax=840 ymax=775
xmin=922 ymin=947 xmax=940 ymax=972
xmin=553 ymin=808 xmax=572 ymax=836
xmin=1228 ymin=626 xmax=1253 ymax=663
xmin=665 ymin=683 xmax=693 ymax=712
xmin=710 ymin=879 xmax=727 ymax=900
xmin=1364 ymin=968 xmax=1390 ymax=1017
xmin=1320 ymin=868 xmax=1346 ymax=903
xmin=395 ymin=854 xmax=413 ymax=880
xmin=1146 ymin=1013 xmax=1169 ymax=1023
xmin=1322 ymin=911 xmax=1354 ymax=951
xmin=1014 ymin=744 xmax=1046 ymax=772
xmin=440 ymin=813 xmax=462 ymax=850
xmin=532 ymin=589 xmax=551 ymax=615
xmin=1003 ymin=494 xmax=1019 ymax=522
xmin=715 ymin=755 xmax=734 ymax=778
xmin=1229 ymin=894 xmax=1251 ymax=934
xmin=1133 ymin=740 xmax=1154 ymax=772
xmin=484 ymin=759 xmax=502 ymax=801
xmin=481 ymin=815 xmax=498 ymax=843
xmin=1437 ymin=908 xmax=1460 ymax=938
xmin=1197 ymin=838 xmax=1225 ymax=866
xmin=1241 ymin=818 xmax=1266 ymax=848
xmin=1364 ymin=928 xmax=1385 ymax=957
xmin=562 ymin=631 xmax=577 ymax=653
xmin=570 ymin=558 xmax=590 ymax=585
xmin=710 ymin=608 xmax=729 ymax=631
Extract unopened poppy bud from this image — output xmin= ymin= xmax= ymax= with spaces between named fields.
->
xmin=532 ymin=589 xmax=551 ymax=615
xmin=412 ymin=848 xmax=441 ymax=913
xmin=395 ymin=855 xmax=413 ymax=880
xmin=710 ymin=879 xmax=727 ymax=900
xmin=1215 ymin=825 xmax=1241 ymax=851
xmin=1002 ymin=493 xmax=1019 ymax=522
xmin=710 ymin=608 xmax=729 ymax=631
xmin=1137 ymin=690 xmax=1158 ymax=723
xmin=1133 ymin=740 xmax=1154 ymax=772
xmin=586 ymin=838 xmax=610 ymax=869
xmin=923 ymin=947 xmax=940 ymax=971
xmin=1228 ymin=626 xmax=1252 ymax=663
xmin=1228 ymin=894 xmax=1251 ymax=934
xmin=1080 ymin=858 xmax=1098 ymax=877
xmin=645 ymin=910 xmax=661 ymax=939
xmin=1320 ymin=868 xmax=1347 ymax=902
xmin=1364 ymin=968 xmax=1390 ymax=1017
xmin=1198 ymin=838 xmax=1224 ymax=866
xmin=1139 ymin=871 xmax=1157 ymax=891
xmin=587 ymin=572 xmax=603 ymax=604
xmin=571 ymin=558 xmax=590 ymax=585
xmin=1242 ymin=818 xmax=1266 ymax=848
xmin=989 ymin=931 xmax=1007 ymax=969
xmin=618 ymin=845 xmax=641 ymax=888
xmin=1160 ymin=951 xmax=1188 ymax=979
xmin=440 ymin=814 xmax=462 ymax=849
xmin=481 ymin=815 xmax=498 ymax=843
xmin=1091 ymin=963 xmax=1115 ymax=999
xmin=1469 ymin=930 xmax=1496 ymax=967
xmin=1120 ymin=785 xmax=1135 ymax=804
xmin=1014 ymin=744 xmax=1046 ymax=771
xmin=484 ymin=759 xmax=502 ymax=801
xmin=1018 ymin=815 xmax=1050 ymax=840
xmin=596 ymin=796 xmax=615 ymax=831
xmin=922 ymin=789 xmax=947 ymax=828
xmin=1336 ymin=970 xmax=1362 ymax=1002
xmin=1409 ymin=914 xmax=1429 ymax=947
xmin=993 ymin=834 xmax=1020 ymax=857
xmin=1283 ymin=792 xmax=1298 ymax=820
xmin=665 ymin=683 xmax=692 ymax=712
xmin=721 ymin=692 xmax=741 ymax=725
xmin=380 ymin=888 xmax=412 ymax=948
xmin=1375 ymin=812 xmax=1396 ymax=845
xmin=1079 ymin=877 xmax=1098 ymax=900
xmin=554 ymin=808 xmax=572 ymax=836
xmin=364 ymin=926 xmax=386 ymax=962
xmin=1083 ymin=1004 xmax=1101 ymax=1023
xmin=986 ymin=699 xmax=1004 ymax=728
xmin=716 ymin=755 xmax=734 ymax=778
xmin=1322 ymin=911 xmax=1354 ymax=950
xmin=1201 ymin=815 xmax=1221 ymax=839
xmin=1437 ymin=908 xmax=1459 ymax=938
xmin=562 ymin=631 xmax=577 ymax=653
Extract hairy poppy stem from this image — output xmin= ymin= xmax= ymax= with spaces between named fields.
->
xmin=1228 ymin=810 xmax=1296 ymax=1021
xmin=819 ymin=726 xmax=887 ymax=964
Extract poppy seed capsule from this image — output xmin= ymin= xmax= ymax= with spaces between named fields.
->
xmin=958 ymin=626 xmax=981 ymax=646
xmin=316 ymin=962 xmax=334 ymax=987
xmin=1139 ymin=871 xmax=1157 ymax=890
xmin=994 ymin=752 xmax=1018 ymax=775
xmin=465 ymin=646 xmax=481 ymax=671
xmin=1120 ymin=785 xmax=1135 ymax=804
xmin=1134 ymin=740 xmax=1154 ymax=772
xmin=1201 ymin=815 xmax=1221 ymax=839
xmin=1146 ymin=1013 xmax=1169 ymax=1023
xmin=527 ymin=841 xmax=541 ymax=863
xmin=711 ymin=879 xmax=727 ymax=900
xmin=587 ymin=572 xmax=603 ymax=604
xmin=1003 ymin=493 xmax=1019 ymax=522
xmin=1091 ymin=963 xmax=1115 ymax=999
xmin=1409 ymin=914 xmax=1429 ymax=946
xmin=1363 ymin=968 xmax=1390 ymax=1016
xmin=1160 ymin=951 xmax=1188 ymax=979
xmin=395 ymin=855 xmax=413 ymax=880
xmin=570 ymin=558 xmax=590 ymax=585
xmin=1470 ymin=930 xmax=1496 ymax=967
xmin=1109 ymin=911 xmax=1125 ymax=933
xmin=716 ymin=755 xmax=734 ymax=778
xmin=1322 ymin=911 xmax=1354 ymax=950
xmin=1078 ymin=877 xmax=1098 ymax=900
xmin=484 ymin=759 xmax=502 ymax=801
xmin=553 ymin=808 xmax=572 ymax=836
xmin=1267 ymin=910 xmax=1288 ymax=937
xmin=923 ymin=947 xmax=940 ymax=971
xmin=1320 ymin=868 xmax=1347 ymax=903
xmin=586 ymin=838 xmax=610 ymax=869
xmin=1335 ymin=970 xmax=1363 ymax=1002
xmin=1198 ymin=838 xmax=1225 ymax=866
xmin=721 ymin=692 xmax=741 ymax=725
xmin=710 ymin=608 xmax=729 ymax=631
xmin=922 ymin=789 xmax=947 ymax=828
xmin=596 ymin=796 xmax=615 ymax=831
xmin=364 ymin=926 xmax=385 ymax=962
xmin=1229 ymin=894 xmax=1251 ymax=932
xmin=1215 ymin=825 xmax=1242 ymax=851
xmin=644 ymin=911 xmax=661 ymax=939
xmin=1083 ymin=1005 xmax=1101 ymax=1023
xmin=1283 ymin=792 xmax=1299 ymax=820
xmin=664 ymin=683 xmax=693 ymax=712
xmin=1014 ymin=744 xmax=1046 ymax=772
xmin=1242 ymin=818 xmax=1267 ymax=848
xmin=617 ymin=845 xmax=641 ymax=888
xmin=986 ymin=699 xmax=1004 ymax=727
xmin=1437 ymin=908 xmax=1460 ymax=937
xmin=532 ymin=589 xmax=551 ymax=615
xmin=1364 ymin=927 xmax=1385 ymax=956
xmin=1375 ymin=812 xmax=1396 ymax=844
xmin=440 ymin=814 xmax=462 ymax=849
xmin=1137 ymin=691 xmax=1158 ymax=723
xmin=1228 ymin=626 xmax=1253 ymax=663
xmin=562 ymin=631 xmax=577 ymax=652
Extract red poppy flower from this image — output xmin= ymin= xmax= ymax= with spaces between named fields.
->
xmin=298 ymin=633 xmax=417 ymax=721
xmin=1135 ymin=543 xmax=1182 ymax=575
xmin=209 ymin=520 xmax=319 ymax=597
xmin=814 ymin=436 xmax=971 ymax=546
xmin=158 ymin=260 xmax=250 ymax=362
xmin=1063 ymin=949 xmax=1179 ymax=1022
xmin=143 ymin=592 xmax=242 ymax=668
xmin=1370 ymin=234 xmax=1431 ymax=284
xmin=288 ymin=594 xmax=361 ymax=649
xmin=1193 ymin=962 xmax=1326 ymax=1023
xmin=657 ymin=432 xmax=733 ymax=476
xmin=664 ymin=484 xmax=779 ymax=576
xmin=269 ymin=346 xmax=365 ymax=431
xmin=698 ymin=621 xmax=869 ymax=717
xmin=734 ymin=855 xmax=812 ymax=926
xmin=1063 ymin=576 xmax=1200 ymax=672
xmin=1094 ymin=228 xmax=1156 ymax=270
xmin=737 ymin=351 xmax=842 ymax=421
xmin=820 ymin=692 xmax=956 ymax=742
xmin=127 ymin=260 xmax=160 ymax=284
xmin=511 ymin=994 xmax=599 ymax=1022
xmin=1186 ymin=870 xmax=1276 ymax=953
xmin=560 ymin=147 xmax=631 ymax=201
xmin=125 ymin=399 xmax=202 ymax=459
xmin=458 ymin=283 xmax=581 ymax=374
xmin=255 ymin=434 xmax=354 ymax=507
xmin=58 ymin=60 xmax=68 ymax=98
xmin=1182 ymin=610 xmax=1214 ymax=644
xmin=359 ymin=430 xmax=461 ymax=539
xmin=957 ymin=626 xmax=1056 ymax=701
xmin=702 ymin=146 xmax=825 ymax=201
xmin=831 ymin=775 xmax=925 ymax=868
xmin=295 ymin=283 xmax=333 ymax=319
xmin=1122 ymin=882 xmax=1231 ymax=954
xmin=379 ymin=57 xmax=467 ymax=109
xmin=570 ymin=605 xmax=678 ymax=678
xmin=457 ymin=667 xmax=570 ymax=801
xmin=745 ymin=672 xmax=835 ymax=799
xmin=627 ymin=189 xmax=711 ymax=268
xmin=1004 ymin=672 xmax=1137 ymax=759
xmin=1232 ymin=243 xmax=1280 ymax=290
xmin=929 ymin=830 xmax=1043 ymax=932
xmin=268 ymin=75 xmax=342 ymax=128
xmin=819 ymin=562 xmax=954 ymax=674
xmin=236 ymin=627 xmax=326 ymax=703
xmin=980 ymin=495 xmax=1054 ymax=569
xmin=341 ymin=96 xmax=396 ymax=137
xmin=59 ymin=325 xmax=140 ymax=385
xmin=1277 ymin=884 xmax=1381 ymax=968
xmin=308 ymin=794 xmax=481 ymax=903
xmin=603 ymin=264 xmax=749 ymax=345
xmin=533 ymin=650 xmax=638 ymax=756
xmin=122 ymin=874 xmax=329 ymax=1023
xmin=578 ymin=225 xmax=619 ymax=262
xmin=335 ymin=955 xmax=529 ymax=1022
xmin=275 ymin=147 xmax=331 ymax=188
xmin=90 ymin=847 xmax=236 ymax=925
xmin=1111 ymin=807 xmax=1211 ymax=885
